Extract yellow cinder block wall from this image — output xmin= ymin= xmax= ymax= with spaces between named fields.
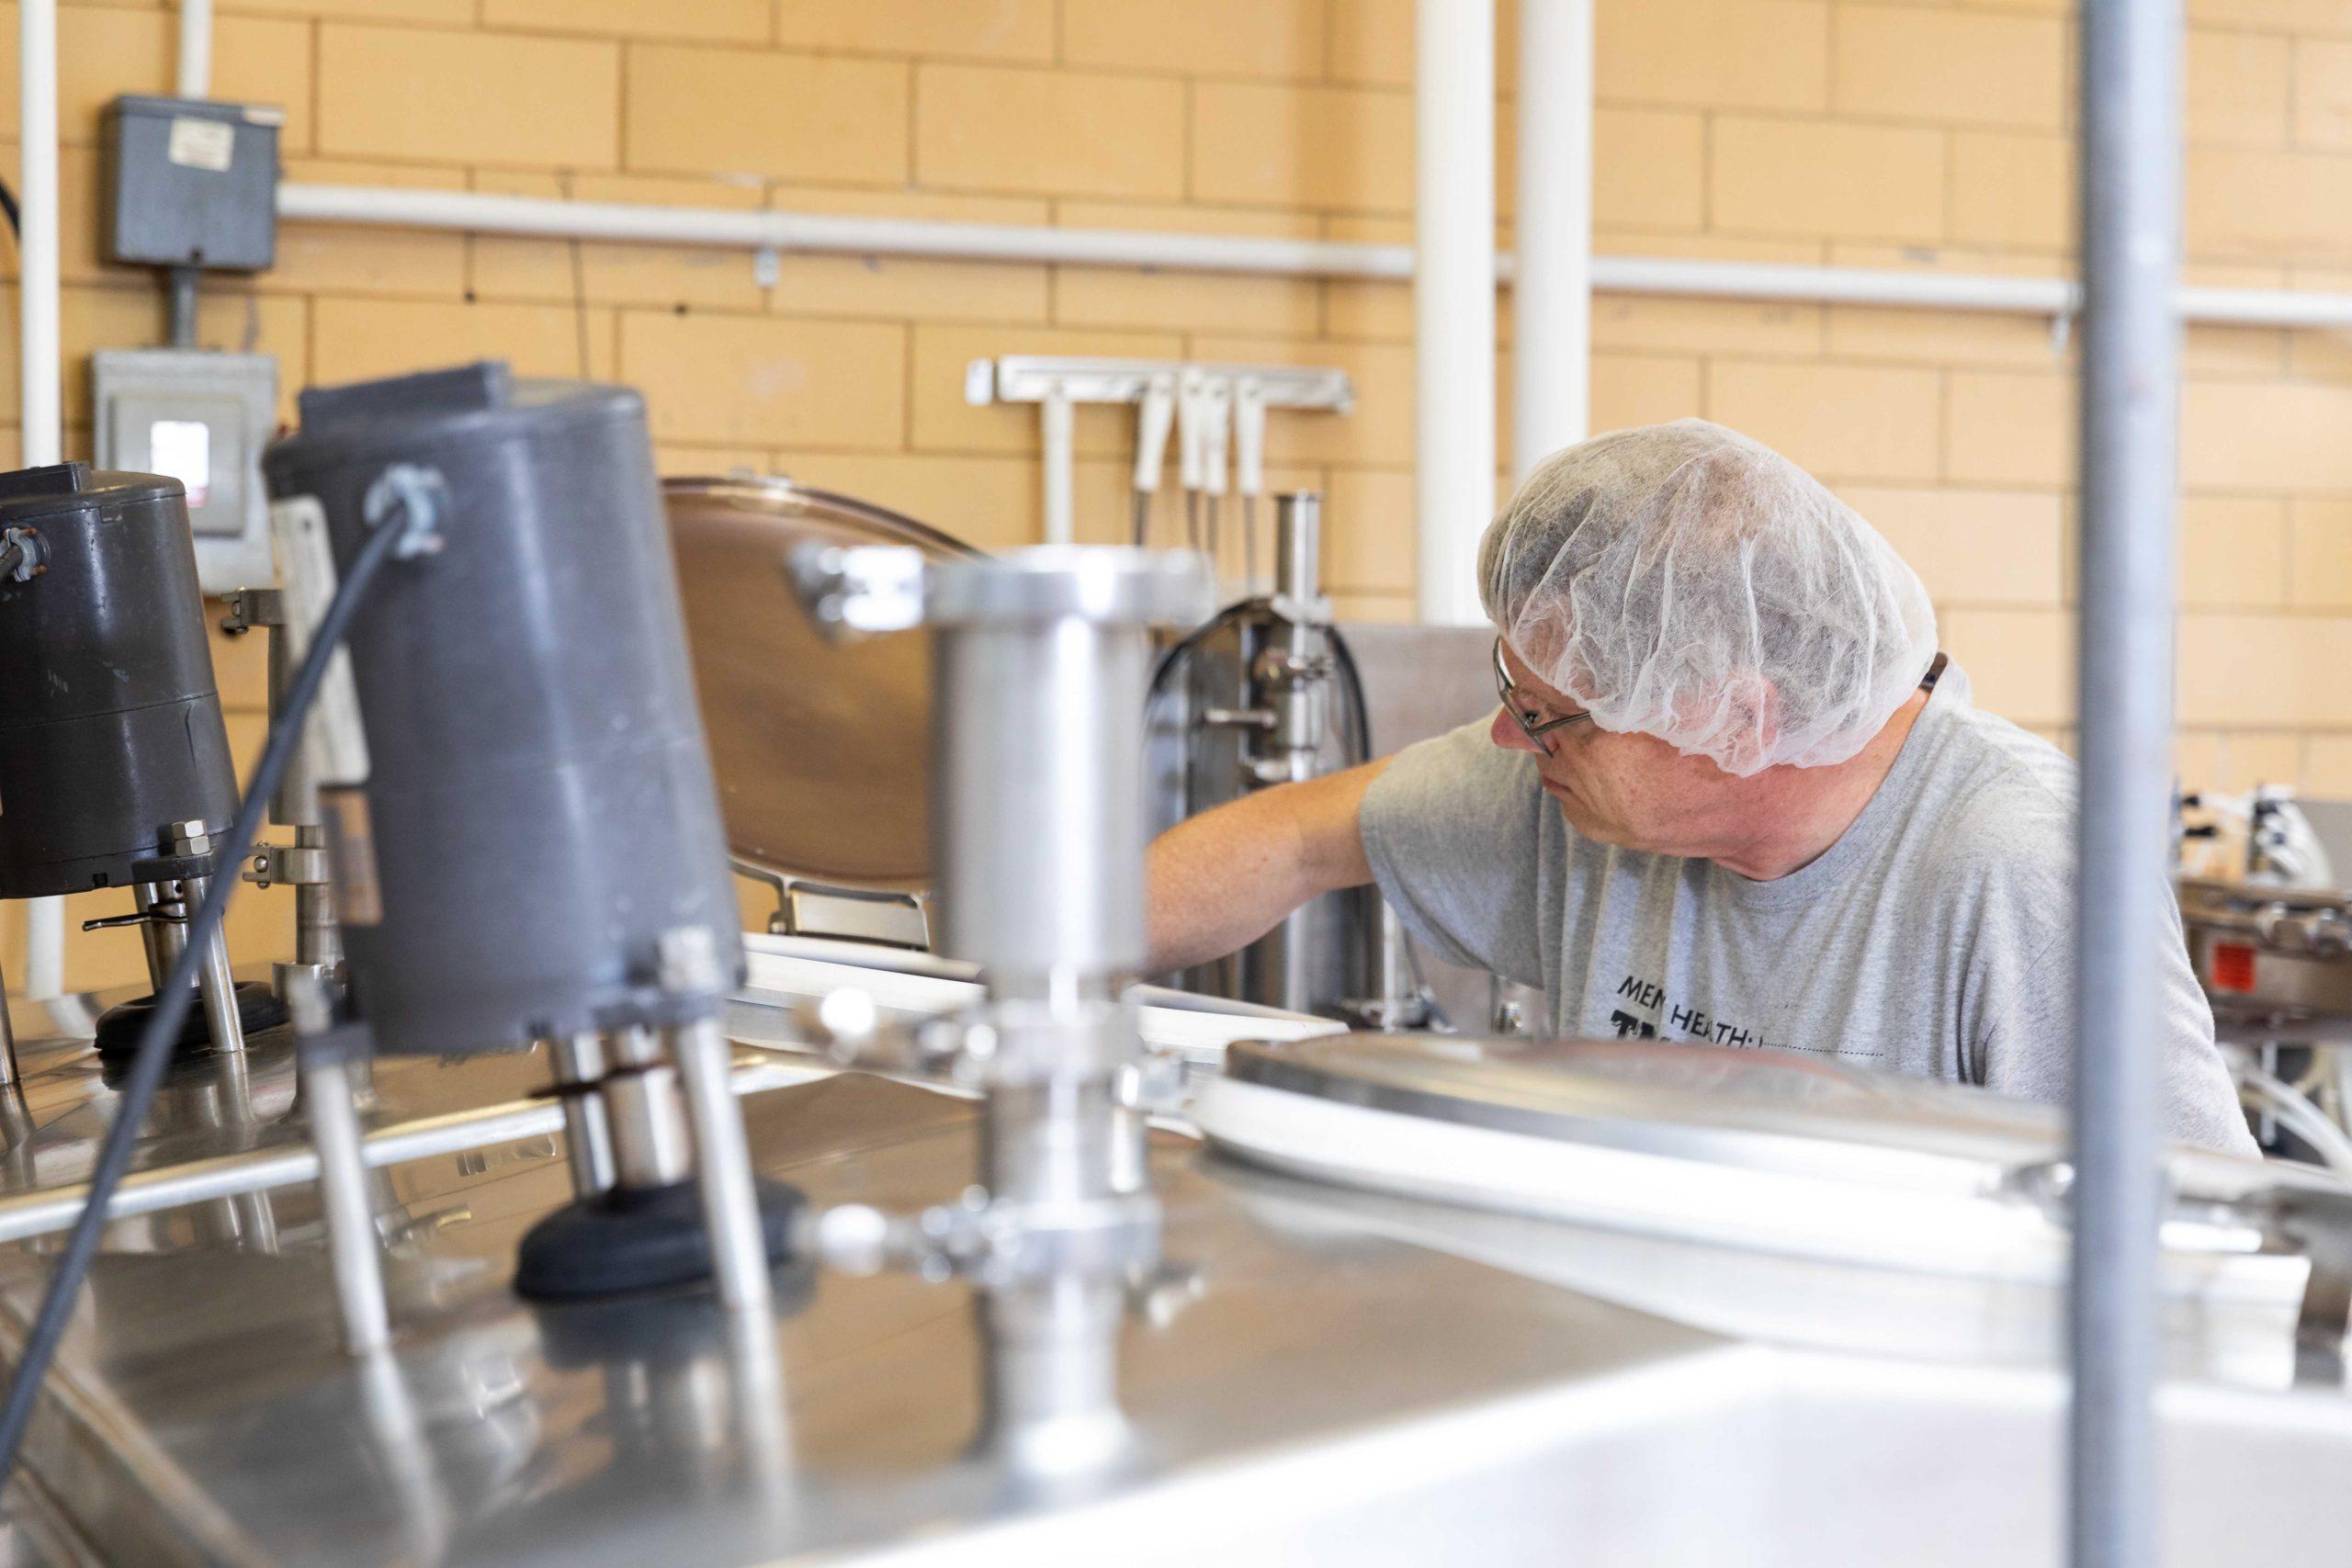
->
xmin=2 ymin=0 xmax=2348 ymax=990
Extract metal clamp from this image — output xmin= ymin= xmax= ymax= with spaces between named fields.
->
xmin=361 ymin=463 xmax=449 ymax=558
xmin=245 ymin=841 xmax=331 ymax=890
xmin=0 ymin=526 xmax=45 ymax=582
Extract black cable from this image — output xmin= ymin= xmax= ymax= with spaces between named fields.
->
xmin=0 ymin=177 xmax=18 ymax=241
xmin=0 ymin=510 xmax=410 ymax=1485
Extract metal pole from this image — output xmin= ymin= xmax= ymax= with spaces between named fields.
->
xmin=1412 ymin=0 xmax=1497 ymax=626
xmin=18 ymin=0 xmax=65 ymax=1009
xmin=2072 ymin=5 xmax=2180 ymax=1567
xmin=0 ymin=955 xmax=16 ymax=1088
xmin=289 ymin=970 xmax=391 ymax=1356
xmin=672 ymin=1015 xmax=773 ymax=1314
xmin=1513 ymin=0 xmax=1593 ymax=479
xmin=660 ymin=925 xmax=773 ymax=1315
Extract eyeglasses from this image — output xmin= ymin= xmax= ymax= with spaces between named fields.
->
xmin=1493 ymin=636 xmax=1592 ymax=751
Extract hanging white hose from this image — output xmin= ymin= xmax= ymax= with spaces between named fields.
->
xmin=2239 ymin=1060 xmax=2352 ymax=1175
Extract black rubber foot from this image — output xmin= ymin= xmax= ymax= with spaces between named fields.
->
xmin=93 ymin=981 xmax=290 ymax=1056
xmin=514 ymin=1177 xmax=803 ymax=1302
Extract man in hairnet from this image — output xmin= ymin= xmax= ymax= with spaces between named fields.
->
xmin=1148 ymin=418 xmax=2254 ymax=1156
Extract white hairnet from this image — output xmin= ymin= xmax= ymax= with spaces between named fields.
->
xmin=1479 ymin=418 xmax=1937 ymax=778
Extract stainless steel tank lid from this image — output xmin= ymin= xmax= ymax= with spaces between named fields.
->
xmin=1221 ymin=1033 xmax=2077 ymax=1186
xmin=1222 ymin=1032 xmax=2335 ymax=1199
xmin=666 ymin=473 xmax=978 ymax=892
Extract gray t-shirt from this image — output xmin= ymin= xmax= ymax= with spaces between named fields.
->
xmin=1360 ymin=664 xmax=2256 ymax=1156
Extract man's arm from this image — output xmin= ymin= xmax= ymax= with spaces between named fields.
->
xmin=1145 ymin=759 xmax=1388 ymax=975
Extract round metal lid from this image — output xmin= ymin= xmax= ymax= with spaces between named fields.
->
xmin=667 ymin=474 xmax=979 ymax=891
xmin=1221 ymin=1033 xmax=2075 ymax=1190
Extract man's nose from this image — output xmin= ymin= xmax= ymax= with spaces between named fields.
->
xmin=1489 ymin=705 xmax=1542 ymax=756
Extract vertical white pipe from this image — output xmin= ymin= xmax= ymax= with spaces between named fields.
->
xmin=176 ymin=0 xmax=213 ymax=98
xmin=1414 ymin=0 xmax=1498 ymax=626
xmin=1513 ymin=0 xmax=1592 ymax=481
xmin=1041 ymin=385 xmax=1075 ymax=547
xmin=19 ymin=0 xmax=65 ymax=1003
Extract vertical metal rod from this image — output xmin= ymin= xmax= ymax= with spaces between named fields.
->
xmin=0 ymin=954 xmax=17 ymax=1088
xmin=672 ymin=1016 xmax=772 ymax=1315
xmin=2073 ymin=5 xmax=2180 ymax=1567
xmin=135 ymin=882 xmax=185 ymax=993
xmin=16 ymin=0 xmax=65 ymax=1015
xmin=185 ymin=875 xmax=245 ymax=1055
xmin=549 ymin=1032 xmax=616 ymax=1199
xmin=166 ymin=268 xmax=200 ymax=350
xmin=300 ymin=1046 xmax=390 ymax=1353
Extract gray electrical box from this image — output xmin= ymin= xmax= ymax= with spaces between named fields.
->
xmin=93 ymin=349 xmax=278 ymax=594
xmin=102 ymin=96 xmax=281 ymax=272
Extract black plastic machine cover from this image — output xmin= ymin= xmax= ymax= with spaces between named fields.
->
xmin=0 ymin=462 xmax=237 ymax=899
xmin=260 ymin=362 xmax=744 ymax=1055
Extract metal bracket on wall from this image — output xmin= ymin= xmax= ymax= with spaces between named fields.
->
xmin=964 ymin=355 xmax=1354 ymax=549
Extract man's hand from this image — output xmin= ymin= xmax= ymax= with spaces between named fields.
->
xmin=1144 ymin=759 xmax=1388 ymax=975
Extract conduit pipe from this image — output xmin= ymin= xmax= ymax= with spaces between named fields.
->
xmin=17 ymin=0 xmax=64 ymax=1005
xmin=1411 ymin=0 xmax=1496 ymax=626
xmin=277 ymin=184 xmax=2352 ymax=332
xmin=1513 ymin=0 xmax=1594 ymax=479
xmin=2071 ymin=3 xmax=2180 ymax=1564
xmin=175 ymin=0 xmax=211 ymax=98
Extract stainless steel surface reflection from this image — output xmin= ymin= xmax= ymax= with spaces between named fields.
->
xmin=0 ymin=987 xmax=558 ymax=1207
xmin=666 ymin=475 xmax=979 ymax=891
xmin=0 ymin=1074 xmax=1723 ymax=1566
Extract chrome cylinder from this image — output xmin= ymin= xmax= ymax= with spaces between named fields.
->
xmin=926 ymin=549 xmax=1206 ymax=1468
xmin=596 ymin=1025 xmax=694 ymax=1192
xmin=978 ymin=1274 xmax=1132 ymax=1475
xmin=933 ymin=621 xmax=1149 ymax=994
xmin=1274 ymin=490 xmax=1320 ymax=606
xmin=136 ymin=879 xmax=187 ymax=990
xmin=548 ymin=1032 xmax=616 ymax=1199
xmin=293 ymin=829 xmax=340 ymax=970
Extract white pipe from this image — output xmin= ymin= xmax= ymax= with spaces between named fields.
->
xmin=1040 ymin=383 xmax=1074 ymax=547
xmin=276 ymin=183 xmax=2352 ymax=332
xmin=277 ymin=185 xmax=1417 ymax=279
xmin=1513 ymin=0 xmax=1593 ymax=481
xmin=1412 ymin=0 xmax=1497 ymax=627
xmin=175 ymin=0 xmax=211 ymax=98
xmin=18 ymin=0 xmax=63 ymax=1004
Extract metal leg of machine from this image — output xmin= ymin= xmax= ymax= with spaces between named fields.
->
xmin=663 ymin=927 xmax=775 ymax=1317
xmin=289 ymin=975 xmax=390 ymax=1355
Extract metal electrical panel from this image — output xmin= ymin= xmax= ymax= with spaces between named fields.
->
xmin=102 ymin=96 xmax=281 ymax=273
xmin=93 ymin=348 xmax=278 ymax=593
